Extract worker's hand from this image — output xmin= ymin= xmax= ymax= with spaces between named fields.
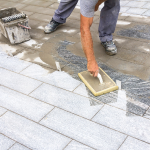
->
xmin=87 ymin=60 xmax=99 ymax=77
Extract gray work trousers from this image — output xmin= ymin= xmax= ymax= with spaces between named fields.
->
xmin=53 ymin=0 xmax=120 ymax=42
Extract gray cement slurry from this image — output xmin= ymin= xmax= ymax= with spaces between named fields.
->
xmin=43 ymin=37 xmax=150 ymax=117
xmin=117 ymin=24 xmax=150 ymax=40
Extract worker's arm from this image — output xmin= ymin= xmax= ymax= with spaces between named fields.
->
xmin=80 ymin=14 xmax=99 ymax=77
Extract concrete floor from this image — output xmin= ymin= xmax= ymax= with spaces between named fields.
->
xmin=0 ymin=0 xmax=150 ymax=149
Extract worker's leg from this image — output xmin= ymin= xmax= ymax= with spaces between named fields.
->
xmin=53 ymin=0 xmax=78 ymax=24
xmin=99 ymin=0 xmax=120 ymax=42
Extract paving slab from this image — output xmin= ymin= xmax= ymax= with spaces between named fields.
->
xmin=0 ymin=111 xmax=71 ymax=150
xmin=0 ymin=107 xmax=7 ymax=116
xmin=9 ymin=143 xmax=30 ymax=150
xmin=21 ymin=64 xmax=81 ymax=91
xmin=40 ymin=107 xmax=127 ymax=150
xmin=30 ymin=83 xmax=103 ymax=119
xmin=64 ymin=140 xmax=94 ymax=150
xmin=0 ymin=134 xmax=15 ymax=150
xmin=92 ymin=105 xmax=150 ymax=143
xmin=119 ymin=137 xmax=150 ymax=150
xmin=0 ymin=68 xmax=42 ymax=95
xmin=0 ymin=54 xmax=32 ymax=73
xmin=0 ymin=86 xmax=54 ymax=122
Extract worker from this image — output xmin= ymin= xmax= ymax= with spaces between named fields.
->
xmin=44 ymin=0 xmax=120 ymax=77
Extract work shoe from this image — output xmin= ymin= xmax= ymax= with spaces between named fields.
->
xmin=101 ymin=40 xmax=117 ymax=56
xmin=44 ymin=18 xmax=62 ymax=34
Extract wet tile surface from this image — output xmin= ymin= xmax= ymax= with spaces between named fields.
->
xmin=0 ymin=68 xmax=42 ymax=95
xmin=0 ymin=86 xmax=54 ymax=122
xmin=92 ymin=105 xmax=150 ymax=143
xmin=30 ymin=83 xmax=103 ymax=119
xmin=40 ymin=108 xmax=127 ymax=150
xmin=119 ymin=137 xmax=150 ymax=150
xmin=0 ymin=111 xmax=71 ymax=150
xmin=0 ymin=134 xmax=15 ymax=150
xmin=9 ymin=143 xmax=30 ymax=150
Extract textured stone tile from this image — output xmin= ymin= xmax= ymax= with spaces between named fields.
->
xmin=143 ymin=10 xmax=150 ymax=16
xmin=73 ymin=83 xmax=89 ymax=97
xmin=64 ymin=140 xmax=94 ymax=150
xmin=9 ymin=143 xmax=30 ymax=150
xmin=119 ymin=137 xmax=150 ymax=150
xmin=92 ymin=105 xmax=150 ymax=143
xmin=0 ymin=107 xmax=7 ymax=116
xmin=142 ymin=2 xmax=150 ymax=9
xmin=40 ymin=108 xmax=127 ymax=150
xmin=109 ymin=90 xmax=149 ymax=116
xmin=143 ymin=108 xmax=150 ymax=119
xmin=125 ymin=1 xmax=147 ymax=7
xmin=0 ymin=68 xmax=42 ymax=95
xmin=0 ymin=54 xmax=31 ymax=73
xmin=120 ymin=7 xmax=130 ymax=13
xmin=0 ymin=134 xmax=15 ymax=150
xmin=0 ymin=111 xmax=71 ymax=150
xmin=1 ymin=2 xmax=27 ymax=9
xmin=21 ymin=64 xmax=80 ymax=91
xmin=126 ymin=8 xmax=147 ymax=15
xmin=0 ymin=86 xmax=54 ymax=122
xmin=30 ymin=83 xmax=103 ymax=119
xmin=23 ymin=5 xmax=55 ymax=15
xmin=29 ymin=0 xmax=53 ymax=7
xmin=120 ymin=1 xmax=130 ymax=6
xmin=29 ymin=13 xmax=52 ymax=22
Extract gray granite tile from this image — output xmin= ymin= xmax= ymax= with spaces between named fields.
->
xmin=119 ymin=137 xmax=150 ymax=150
xmin=0 ymin=134 xmax=15 ymax=150
xmin=40 ymin=108 xmax=127 ymax=150
xmin=120 ymin=7 xmax=130 ymax=13
xmin=120 ymin=1 xmax=130 ymax=6
xmin=143 ymin=10 xmax=150 ymax=16
xmin=0 ymin=111 xmax=71 ymax=150
xmin=126 ymin=8 xmax=147 ymax=15
xmin=0 ymin=86 xmax=54 ymax=122
xmin=0 ymin=68 xmax=42 ymax=95
xmin=0 ymin=54 xmax=31 ymax=73
xmin=21 ymin=64 xmax=81 ymax=91
xmin=64 ymin=140 xmax=94 ymax=150
xmin=109 ymin=90 xmax=149 ymax=116
xmin=9 ymin=143 xmax=30 ymax=150
xmin=30 ymin=83 xmax=103 ymax=119
xmin=125 ymin=1 xmax=147 ymax=7
xmin=0 ymin=107 xmax=7 ymax=116
xmin=73 ymin=83 xmax=89 ymax=97
xmin=142 ymin=2 xmax=150 ymax=8
xmin=143 ymin=108 xmax=150 ymax=119
xmin=92 ymin=105 xmax=150 ymax=143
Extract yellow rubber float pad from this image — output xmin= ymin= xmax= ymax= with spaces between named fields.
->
xmin=78 ymin=67 xmax=118 ymax=96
